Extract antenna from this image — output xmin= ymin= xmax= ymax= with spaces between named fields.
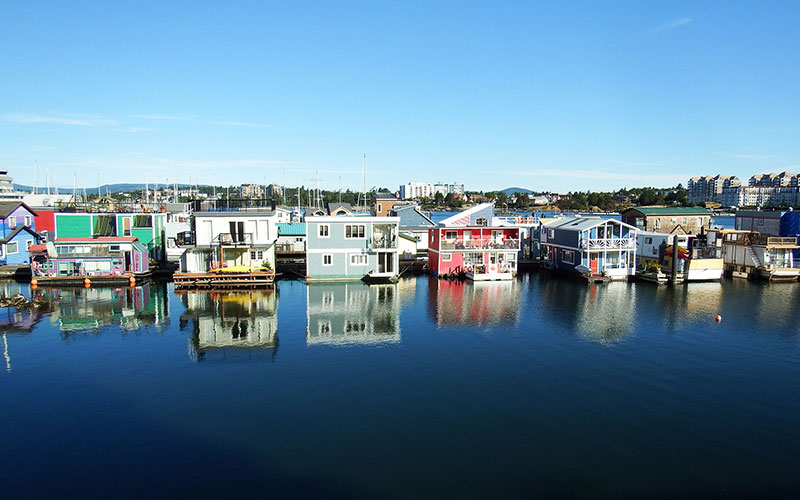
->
xmin=357 ymin=153 xmax=367 ymax=210
xmin=33 ymin=161 xmax=38 ymax=194
xmin=46 ymin=168 xmax=50 ymax=195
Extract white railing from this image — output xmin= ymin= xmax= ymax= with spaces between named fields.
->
xmin=440 ymin=238 xmax=521 ymax=251
xmin=580 ymin=237 xmax=635 ymax=250
xmin=493 ymin=216 xmax=540 ymax=226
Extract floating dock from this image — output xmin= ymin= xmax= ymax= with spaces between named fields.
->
xmin=173 ymin=270 xmax=276 ymax=290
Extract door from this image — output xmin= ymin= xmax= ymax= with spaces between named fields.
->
xmin=124 ymin=252 xmax=132 ymax=272
xmin=122 ymin=217 xmax=132 ymax=236
xmin=463 ymin=230 xmax=471 ymax=248
xmin=590 ymin=255 xmax=598 ymax=273
xmin=378 ymin=252 xmax=393 ymax=273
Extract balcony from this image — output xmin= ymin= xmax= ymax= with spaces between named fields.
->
xmin=213 ymin=232 xmax=254 ymax=246
xmin=440 ymin=238 xmax=521 ymax=251
xmin=579 ymin=237 xmax=635 ymax=250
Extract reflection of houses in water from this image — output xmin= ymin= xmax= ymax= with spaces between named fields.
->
xmin=39 ymin=283 xmax=169 ymax=335
xmin=306 ymin=282 xmax=401 ymax=345
xmin=1 ymin=281 xmax=45 ymax=373
xmin=537 ymin=279 xmax=635 ymax=344
xmin=427 ymin=277 xmax=520 ymax=327
xmin=572 ymin=283 xmax=636 ymax=343
xmin=180 ymin=291 xmax=278 ymax=362
xmin=1 ymin=282 xmax=44 ymax=334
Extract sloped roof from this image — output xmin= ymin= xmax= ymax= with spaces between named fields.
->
xmin=0 ymin=201 xmax=38 ymax=218
xmin=548 ymin=216 xmax=637 ymax=231
xmin=623 ymin=206 xmax=711 ymax=216
xmin=326 ymin=202 xmax=353 ymax=215
xmin=438 ymin=202 xmax=495 ymax=226
xmin=0 ymin=225 xmax=42 ymax=244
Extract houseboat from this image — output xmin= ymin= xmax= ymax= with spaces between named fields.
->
xmin=427 ymin=203 xmax=520 ymax=281
xmin=305 ymin=215 xmax=400 ymax=283
xmin=709 ymin=230 xmax=800 ymax=281
xmin=0 ymin=202 xmax=43 ymax=277
xmin=174 ymin=211 xmax=279 ymax=289
xmin=29 ymin=236 xmax=151 ymax=286
xmin=539 ymin=217 xmax=638 ymax=281
xmin=636 ymin=231 xmax=723 ymax=282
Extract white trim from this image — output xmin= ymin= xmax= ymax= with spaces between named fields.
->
xmin=350 ymin=253 xmax=368 ymax=265
xmin=318 ymin=224 xmax=330 ymax=238
xmin=6 ymin=242 xmax=18 ymax=254
xmin=322 ymin=254 xmax=333 ymax=266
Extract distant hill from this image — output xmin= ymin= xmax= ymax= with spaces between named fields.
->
xmin=501 ymin=187 xmax=533 ymax=196
xmin=13 ymin=183 xmax=206 ymax=194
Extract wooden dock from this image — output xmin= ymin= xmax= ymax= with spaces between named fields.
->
xmin=173 ymin=270 xmax=276 ymax=290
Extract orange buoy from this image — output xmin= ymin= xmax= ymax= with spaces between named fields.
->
xmin=30 ymin=278 xmax=38 ymax=286
xmin=715 ymin=315 xmax=722 ymax=323
xmin=84 ymin=278 xmax=91 ymax=287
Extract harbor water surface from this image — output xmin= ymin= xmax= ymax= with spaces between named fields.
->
xmin=1 ymin=276 xmax=798 ymax=499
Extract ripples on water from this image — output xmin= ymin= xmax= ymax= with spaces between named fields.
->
xmin=1 ymin=276 xmax=799 ymax=499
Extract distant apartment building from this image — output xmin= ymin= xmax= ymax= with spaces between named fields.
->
xmin=687 ymin=175 xmax=740 ymax=204
xmin=267 ymin=183 xmax=283 ymax=197
xmin=400 ymin=181 xmax=464 ymax=200
xmin=749 ymin=172 xmax=799 ymax=187
xmin=240 ymin=184 xmax=265 ymax=198
xmin=720 ymin=186 xmax=800 ymax=208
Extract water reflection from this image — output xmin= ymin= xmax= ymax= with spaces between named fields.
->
xmin=306 ymin=282 xmax=401 ymax=345
xmin=427 ymin=277 xmax=521 ymax=328
xmin=536 ymin=278 xmax=636 ymax=343
xmin=180 ymin=291 xmax=278 ymax=362
xmin=37 ymin=283 xmax=170 ymax=336
xmin=0 ymin=282 xmax=43 ymax=334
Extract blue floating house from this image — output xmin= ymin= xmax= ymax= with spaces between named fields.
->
xmin=0 ymin=202 xmax=42 ymax=266
xmin=539 ymin=216 xmax=638 ymax=280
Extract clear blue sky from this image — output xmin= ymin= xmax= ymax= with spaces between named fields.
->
xmin=1 ymin=1 xmax=798 ymax=193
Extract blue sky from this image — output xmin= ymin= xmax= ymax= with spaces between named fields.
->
xmin=1 ymin=1 xmax=799 ymax=193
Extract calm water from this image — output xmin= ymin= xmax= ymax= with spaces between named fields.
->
xmin=1 ymin=276 xmax=799 ymax=499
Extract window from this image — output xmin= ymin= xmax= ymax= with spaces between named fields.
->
xmin=350 ymin=254 xmax=368 ymax=265
xmin=24 ymin=215 xmax=32 ymax=226
xmin=0 ymin=246 xmax=3 ymax=257
xmin=122 ymin=217 xmax=132 ymax=236
xmin=345 ymin=320 xmax=366 ymax=333
xmin=654 ymin=219 xmax=661 ymax=229
xmin=108 ymin=244 xmax=121 ymax=252
xmin=548 ymin=229 xmax=555 ymax=238
xmin=134 ymin=215 xmax=153 ymax=228
xmin=345 ymin=225 xmax=366 ymax=238
xmin=319 ymin=322 xmax=331 ymax=334
xmin=7 ymin=242 xmax=18 ymax=254
xmin=476 ymin=217 xmax=488 ymax=226
xmin=323 ymin=254 xmax=333 ymax=266
xmin=377 ymin=205 xmax=382 ymax=213
xmin=442 ymin=253 xmax=452 ymax=262
xmin=8 ymin=216 xmax=16 ymax=228
xmin=26 ymin=240 xmax=33 ymax=250
xmin=644 ymin=237 xmax=653 ymax=244
xmin=319 ymin=224 xmax=329 ymax=237
xmin=682 ymin=218 xmax=688 ymax=225
xmin=445 ymin=230 xmax=457 ymax=240
xmin=562 ymin=250 xmax=574 ymax=265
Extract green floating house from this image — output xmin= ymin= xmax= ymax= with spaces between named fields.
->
xmin=53 ymin=212 xmax=167 ymax=261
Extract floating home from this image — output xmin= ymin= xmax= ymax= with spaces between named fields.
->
xmin=0 ymin=202 xmax=42 ymax=271
xmin=734 ymin=210 xmax=800 ymax=259
xmin=305 ymin=215 xmax=400 ymax=283
xmin=539 ymin=217 xmax=638 ymax=281
xmin=53 ymin=211 xmax=167 ymax=261
xmin=636 ymin=232 xmax=723 ymax=282
xmin=427 ymin=203 xmax=521 ymax=281
xmin=709 ymin=230 xmax=800 ymax=281
xmin=29 ymin=236 xmax=150 ymax=285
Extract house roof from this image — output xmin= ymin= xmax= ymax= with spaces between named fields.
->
xmin=0 ymin=225 xmax=42 ymax=244
xmin=277 ymin=222 xmax=306 ymax=236
xmin=438 ymin=202 xmax=495 ymax=226
xmin=622 ymin=206 xmax=711 ymax=216
xmin=398 ymin=232 xmax=418 ymax=242
xmin=55 ymin=236 xmax=139 ymax=243
xmin=326 ymin=202 xmax=353 ymax=216
xmin=28 ymin=244 xmax=47 ymax=252
xmin=375 ymin=192 xmax=397 ymax=200
xmin=548 ymin=216 xmax=638 ymax=231
xmin=735 ymin=210 xmax=784 ymax=218
xmin=0 ymin=201 xmax=38 ymax=218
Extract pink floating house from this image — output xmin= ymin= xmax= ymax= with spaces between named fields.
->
xmin=30 ymin=236 xmax=150 ymax=278
xmin=427 ymin=203 xmax=521 ymax=281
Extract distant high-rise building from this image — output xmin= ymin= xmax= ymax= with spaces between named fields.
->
xmin=687 ymin=175 xmax=740 ymax=204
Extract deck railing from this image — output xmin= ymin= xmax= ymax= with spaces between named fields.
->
xmin=370 ymin=236 xmax=397 ymax=249
xmin=580 ymin=237 xmax=635 ymax=250
xmin=213 ymin=232 xmax=254 ymax=246
xmin=440 ymin=238 xmax=521 ymax=251
xmin=493 ymin=216 xmax=540 ymax=226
